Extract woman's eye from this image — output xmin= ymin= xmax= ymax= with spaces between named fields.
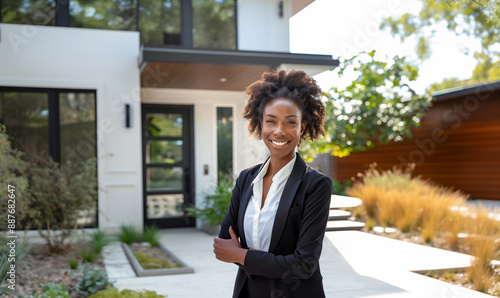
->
xmin=287 ymin=121 xmax=297 ymax=125
xmin=266 ymin=120 xmax=275 ymax=124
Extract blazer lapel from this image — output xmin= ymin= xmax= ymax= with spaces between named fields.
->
xmin=268 ymin=153 xmax=306 ymax=253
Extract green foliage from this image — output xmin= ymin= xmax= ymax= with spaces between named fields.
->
xmin=75 ymin=264 xmax=110 ymax=296
xmin=90 ymin=229 xmax=111 ymax=254
xmin=0 ymin=233 xmax=32 ymax=286
xmin=0 ymin=125 xmax=32 ymax=227
xmin=32 ymin=282 xmax=71 ymax=298
xmin=0 ymin=125 xmax=98 ymax=253
xmin=186 ymin=172 xmax=234 ymax=227
xmin=381 ymin=0 xmax=500 ymax=86
xmin=132 ymin=250 xmax=181 ymax=269
xmin=81 ymin=250 xmax=97 ymax=263
xmin=300 ymin=51 xmax=432 ymax=159
xmin=70 ymin=0 xmax=136 ymax=31
xmin=25 ymin=156 xmax=98 ymax=253
xmin=90 ymin=285 xmax=166 ymax=298
xmin=119 ymin=225 xmax=142 ymax=245
xmin=68 ymin=259 xmax=79 ymax=270
xmin=332 ymin=180 xmax=352 ymax=196
xmin=142 ymin=225 xmax=160 ymax=247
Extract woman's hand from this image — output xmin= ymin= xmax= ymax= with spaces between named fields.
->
xmin=213 ymin=226 xmax=247 ymax=265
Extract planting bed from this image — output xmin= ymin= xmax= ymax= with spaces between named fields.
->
xmin=13 ymin=241 xmax=106 ymax=297
xmin=123 ymin=242 xmax=194 ymax=277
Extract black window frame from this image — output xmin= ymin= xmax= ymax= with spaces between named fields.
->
xmin=0 ymin=0 xmax=238 ymax=49
xmin=0 ymin=86 xmax=99 ymax=228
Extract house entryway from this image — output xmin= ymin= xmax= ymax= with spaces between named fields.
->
xmin=142 ymin=104 xmax=195 ymax=228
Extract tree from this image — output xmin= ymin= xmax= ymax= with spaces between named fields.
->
xmin=381 ymin=0 xmax=500 ymax=89
xmin=300 ymin=51 xmax=432 ymax=160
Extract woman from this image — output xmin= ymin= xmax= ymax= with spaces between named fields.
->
xmin=213 ymin=70 xmax=332 ymax=298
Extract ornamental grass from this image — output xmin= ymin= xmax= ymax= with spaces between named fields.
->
xmin=346 ymin=163 xmax=500 ymax=294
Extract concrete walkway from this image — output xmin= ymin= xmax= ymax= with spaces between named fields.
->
xmin=104 ymin=228 xmax=495 ymax=298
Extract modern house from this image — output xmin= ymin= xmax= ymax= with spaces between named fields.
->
xmin=334 ymin=81 xmax=500 ymax=201
xmin=0 ymin=0 xmax=338 ymax=231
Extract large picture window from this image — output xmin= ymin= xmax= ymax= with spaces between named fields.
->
xmin=0 ymin=0 xmax=237 ymax=49
xmin=0 ymin=87 xmax=98 ymax=227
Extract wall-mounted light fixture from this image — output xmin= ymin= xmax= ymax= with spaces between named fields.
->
xmin=125 ymin=104 xmax=131 ymax=128
xmin=278 ymin=1 xmax=284 ymax=18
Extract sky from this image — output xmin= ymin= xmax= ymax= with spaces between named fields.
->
xmin=289 ymin=0 xmax=481 ymax=94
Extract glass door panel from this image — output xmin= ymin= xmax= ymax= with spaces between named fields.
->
xmin=142 ymin=105 xmax=194 ymax=228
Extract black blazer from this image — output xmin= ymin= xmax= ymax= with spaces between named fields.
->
xmin=219 ymin=153 xmax=332 ymax=298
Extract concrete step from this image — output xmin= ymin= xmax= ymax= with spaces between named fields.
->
xmin=330 ymin=195 xmax=362 ymax=210
xmin=328 ymin=209 xmax=351 ymax=221
xmin=326 ymin=220 xmax=365 ymax=232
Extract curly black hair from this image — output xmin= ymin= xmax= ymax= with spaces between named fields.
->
xmin=242 ymin=69 xmax=326 ymax=143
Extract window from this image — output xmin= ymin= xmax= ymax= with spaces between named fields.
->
xmin=0 ymin=87 xmax=97 ymax=227
xmin=69 ymin=0 xmax=137 ymax=30
xmin=192 ymin=0 xmax=236 ymax=49
xmin=216 ymin=107 xmax=233 ymax=175
xmin=0 ymin=0 xmax=237 ymax=49
xmin=0 ymin=0 xmax=56 ymax=26
xmin=139 ymin=0 xmax=181 ymax=45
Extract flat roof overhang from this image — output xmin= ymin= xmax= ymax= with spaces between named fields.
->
xmin=140 ymin=46 xmax=339 ymax=91
xmin=432 ymin=81 xmax=500 ymax=102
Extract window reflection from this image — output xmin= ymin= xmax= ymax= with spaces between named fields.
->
xmin=0 ymin=91 xmax=50 ymax=157
xmin=192 ymin=0 xmax=236 ymax=49
xmin=140 ymin=0 xmax=181 ymax=45
xmin=69 ymin=0 xmax=137 ymax=30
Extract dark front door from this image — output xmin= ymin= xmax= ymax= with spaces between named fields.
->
xmin=142 ymin=104 xmax=195 ymax=228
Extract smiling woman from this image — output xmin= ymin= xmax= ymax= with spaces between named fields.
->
xmin=213 ymin=70 xmax=332 ymax=298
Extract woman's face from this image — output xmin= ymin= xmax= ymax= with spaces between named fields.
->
xmin=261 ymin=97 xmax=305 ymax=161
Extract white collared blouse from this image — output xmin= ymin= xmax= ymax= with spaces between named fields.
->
xmin=243 ymin=154 xmax=297 ymax=252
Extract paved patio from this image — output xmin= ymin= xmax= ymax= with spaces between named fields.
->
xmin=103 ymin=228 xmax=495 ymax=298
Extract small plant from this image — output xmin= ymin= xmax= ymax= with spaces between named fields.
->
xmin=0 ymin=233 xmax=32 ymax=284
xmin=68 ymin=259 xmax=79 ymax=270
xmin=119 ymin=225 xmax=142 ymax=245
xmin=89 ymin=285 xmax=166 ymax=297
xmin=364 ymin=218 xmax=376 ymax=231
xmin=75 ymin=264 xmax=111 ymax=296
xmin=186 ymin=172 xmax=234 ymax=227
xmin=81 ymin=250 xmax=97 ymax=263
xmin=90 ymin=229 xmax=111 ymax=254
xmin=142 ymin=225 xmax=160 ymax=247
xmin=32 ymin=282 xmax=71 ymax=298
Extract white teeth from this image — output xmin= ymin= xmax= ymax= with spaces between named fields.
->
xmin=272 ymin=140 xmax=287 ymax=146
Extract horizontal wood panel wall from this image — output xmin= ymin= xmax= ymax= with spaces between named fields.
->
xmin=334 ymin=88 xmax=500 ymax=200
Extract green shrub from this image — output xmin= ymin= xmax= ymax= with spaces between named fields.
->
xmin=186 ymin=172 xmax=234 ymax=227
xmin=142 ymin=225 xmax=160 ymax=247
xmin=0 ymin=125 xmax=32 ymax=227
xmin=119 ymin=225 xmax=142 ymax=244
xmin=90 ymin=229 xmax=111 ymax=254
xmin=26 ymin=156 xmax=98 ymax=253
xmin=68 ymin=259 xmax=79 ymax=270
xmin=90 ymin=285 xmax=166 ymax=297
xmin=0 ymin=124 xmax=98 ymax=253
xmin=32 ymin=282 xmax=71 ymax=298
xmin=332 ymin=180 xmax=351 ymax=196
xmin=75 ymin=264 xmax=110 ymax=296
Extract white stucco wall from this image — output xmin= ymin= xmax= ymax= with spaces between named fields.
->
xmin=0 ymin=24 xmax=142 ymax=231
xmin=141 ymin=88 xmax=268 ymax=228
xmin=237 ymin=0 xmax=292 ymax=52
